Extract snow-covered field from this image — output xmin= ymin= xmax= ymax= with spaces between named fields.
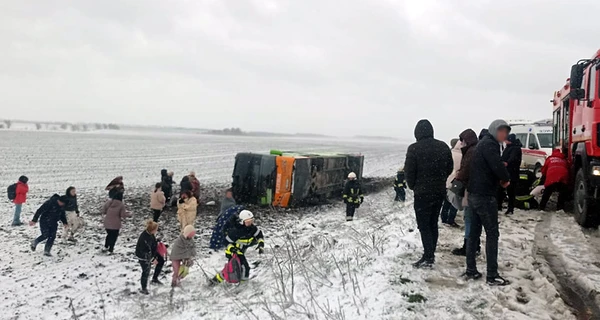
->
xmin=0 ymin=130 xmax=588 ymax=320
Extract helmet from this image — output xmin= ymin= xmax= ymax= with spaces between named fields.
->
xmin=239 ymin=210 xmax=254 ymax=224
xmin=348 ymin=172 xmax=357 ymax=179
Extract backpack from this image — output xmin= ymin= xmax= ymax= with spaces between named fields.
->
xmin=7 ymin=183 xmax=17 ymax=201
xmin=221 ymin=253 xmax=243 ymax=284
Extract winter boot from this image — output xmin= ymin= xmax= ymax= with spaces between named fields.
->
xmin=139 ymin=288 xmax=149 ymax=295
xmin=412 ymin=257 xmax=434 ymax=269
xmin=151 ymin=279 xmax=164 ymax=286
xmin=43 ymin=251 xmax=52 ymax=257
xmin=345 ymin=216 xmax=353 ymax=222
xmin=487 ymin=275 xmax=510 ymax=286
xmin=30 ymin=240 xmax=37 ymax=252
xmin=505 ymin=209 xmax=514 ymax=216
xmin=462 ymin=270 xmax=482 ymax=280
xmin=452 ymin=240 xmax=467 ymax=256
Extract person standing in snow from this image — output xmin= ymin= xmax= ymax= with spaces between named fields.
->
xmin=451 ymin=129 xmax=479 ymax=256
xmin=220 ymin=188 xmax=237 ymax=215
xmin=211 ymin=210 xmax=264 ymax=284
xmin=180 ymin=175 xmax=193 ymax=195
xmin=539 ymin=149 xmax=569 ymax=211
xmin=150 ymin=183 xmax=166 ymax=222
xmin=464 ymin=120 xmax=511 ymax=286
xmin=440 ymin=138 xmax=462 ymax=227
xmin=160 ymin=169 xmax=173 ymax=204
xmin=29 ymin=194 xmax=69 ymax=256
xmin=64 ymin=186 xmax=82 ymax=241
xmin=404 ymin=119 xmax=453 ymax=268
xmin=11 ymin=175 xmax=29 ymax=226
xmin=102 ymin=192 xmax=131 ymax=254
xmin=394 ymin=168 xmax=407 ymax=202
xmin=106 ymin=176 xmax=124 ymax=199
xmin=498 ymin=134 xmax=522 ymax=215
xmin=170 ymin=225 xmax=197 ymax=287
xmin=177 ymin=191 xmax=198 ymax=232
xmin=135 ymin=220 xmax=165 ymax=294
xmin=342 ymin=172 xmax=364 ymax=221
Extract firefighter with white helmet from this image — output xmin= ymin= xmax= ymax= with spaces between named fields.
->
xmin=212 ymin=209 xmax=264 ymax=284
xmin=343 ymin=172 xmax=363 ymax=221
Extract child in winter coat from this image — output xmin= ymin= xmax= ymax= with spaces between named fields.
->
xmin=135 ymin=220 xmax=165 ymax=295
xmin=11 ymin=175 xmax=29 ymax=226
xmin=177 ymin=191 xmax=198 ymax=232
xmin=64 ymin=186 xmax=82 ymax=241
xmin=170 ymin=225 xmax=197 ymax=287
xmin=102 ymin=192 xmax=131 ymax=254
xmin=150 ymin=183 xmax=166 ymax=222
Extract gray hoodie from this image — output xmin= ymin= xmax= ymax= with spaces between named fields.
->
xmin=170 ymin=234 xmax=197 ymax=261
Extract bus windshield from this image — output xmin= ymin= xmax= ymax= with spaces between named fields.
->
xmin=537 ymin=133 xmax=553 ymax=148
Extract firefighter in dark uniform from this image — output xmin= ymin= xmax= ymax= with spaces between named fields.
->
xmin=212 ymin=210 xmax=264 ymax=284
xmin=394 ymin=168 xmax=407 ymax=202
xmin=343 ymin=172 xmax=364 ymax=221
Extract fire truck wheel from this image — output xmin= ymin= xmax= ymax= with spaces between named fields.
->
xmin=574 ymin=169 xmax=598 ymax=227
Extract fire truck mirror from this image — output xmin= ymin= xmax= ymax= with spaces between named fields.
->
xmin=570 ymin=64 xmax=584 ymax=90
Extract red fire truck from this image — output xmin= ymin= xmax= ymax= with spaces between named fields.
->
xmin=552 ymin=49 xmax=600 ymax=227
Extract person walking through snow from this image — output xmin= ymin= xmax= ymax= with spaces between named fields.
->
xmin=539 ymin=149 xmax=569 ymax=211
xmin=211 ymin=210 xmax=264 ymax=284
xmin=464 ymin=120 xmax=511 ymax=286
xmin=451 ymin=129 xmax=479 ymax=256
xmin=394 ymin=168 xmax=407 ymax=202
xmin=160 ymin=169 xmax=173 ymax=204
xmin=10 ymin=175 xmax=29 ymax=226
xmin=343 ymin=172 xmax=363 ymax=221
xmin=106 ymin=176 xmax=124 ymax=199
xmin=189 ymin=172 xmax=201 ymax=201
xmin=102 ymin=192 xmax=131 ymax=254
xmin=405 ymin=119 xmax=453 ymax=269
xmin=150 ymin=183 xmax=166 ymax=222
xmin=499 ymin=134 xmax=522 ymax=215
xmin=64 ymin=187 xmax=82 ymax=242
xmin=170 ymin=225 xmax=197 ymax=287
xmin=135 ymin=220 xmax=165 ymax=294
xmin=29 ymin=194 xmax=69 ymax=256
xmin=440 ymin=138 xmax=462 ymax=227
xmin=177 ymin=191 xmax=198 ymax=232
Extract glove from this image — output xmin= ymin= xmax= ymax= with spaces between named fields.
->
xmin=360 ymin=197 xmax=364 ymax=204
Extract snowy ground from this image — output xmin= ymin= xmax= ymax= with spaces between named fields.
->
xmin=0 ymin=130 xmax=589 ymax=320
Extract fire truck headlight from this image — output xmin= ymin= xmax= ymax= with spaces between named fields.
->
xmin=593 ymin=166 xmax=600 ymax=176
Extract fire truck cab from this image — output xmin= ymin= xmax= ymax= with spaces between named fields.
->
xmin=552 ymin=49 xmax=600 ymax=227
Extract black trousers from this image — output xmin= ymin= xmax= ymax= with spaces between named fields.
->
xmin=467 ymin=195 xmax=499 ymax=278
xmin=395 ymin=188 xmax=406 ymax=202
xmin=498 ymin=183 xmax=517 ymax=211
xmin=34 ymin=222 xmax=58 ymax=253
xmin=239 ymin=254 xmax=251 ymax=280
xmin=539 ymin=183 xmax=568 ymax=210
xmin=414 ymin=196 xmax=443 ymax=261
xmin=105 ymin=229 xmax=120 ymax=253
xmin=152 ymin=209 xmax=162 ymax=222
xmin=139 ymin=255 xmax=165 ymax=290
xmin=346 ymin=203 xmax=357 ymax=218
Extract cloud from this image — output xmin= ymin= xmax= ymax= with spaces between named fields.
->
xmin=0 ymin=0 xmax=599 ymax=141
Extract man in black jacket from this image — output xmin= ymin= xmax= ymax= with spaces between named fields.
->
xmin=498 ymin=134 xmax=522 ymax=215
xmin=29 ymin=194 xmax=69 ymax=256
xmin=405 ymin=119 xmax=453 ymax=268
xmin=465 ymin=119 xmax=511 ymax=286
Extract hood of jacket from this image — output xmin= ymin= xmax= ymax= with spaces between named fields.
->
xmin=459 ymin=129 xmax=478 ymax=149
xmin=488 ymin=120 xmax=511 ymax=141
xmin=478 ymin=129 xmax=489 ymax=140
xmin=507 ymin=134 xmax=523 ymax=148
xmin=414 ymin=119 xmax=434 ymax=141
xmin=161 ymin=169 xmax=167 ymax=177
xmin=18 ymin=175 xmax=29 ymax=184
xmin=551 ymin=148 xmax=565 ymax=159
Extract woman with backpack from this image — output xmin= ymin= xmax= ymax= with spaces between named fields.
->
xmin=150 ymin=183 xmax=166 ymax=222
xmin=101 ymin=192 xmax=131 ymax=254
xmin=177 ymin=191 xmax=198 ymax=232
xmin=9 ymin=175 xmax=29 ymax=226
xmin=135 ymin=220 xmax=165 ymax=295
xmin=170 ymin=225 xmax=197 ymax=287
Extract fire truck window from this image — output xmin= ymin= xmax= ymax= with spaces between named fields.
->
xmin=553 ymin=109 xmax=560 ymax=146
xmin=588 ymin=69 xmax=597 ymax=101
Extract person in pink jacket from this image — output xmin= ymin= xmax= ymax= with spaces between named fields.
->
xmin=101 ymin=192 xmax=131 ymax=254
xmin=11 ymin=176 xmax=29 ymax=226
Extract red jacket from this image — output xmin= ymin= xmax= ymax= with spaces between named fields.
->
xmin=14 ymin=181 xmax=29 ymax=205
xmin=541 ymin=149 xmax=569 ymax=187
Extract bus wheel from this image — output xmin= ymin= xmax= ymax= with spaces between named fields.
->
xmin=574 ymin=169 xmax=598 ymax=227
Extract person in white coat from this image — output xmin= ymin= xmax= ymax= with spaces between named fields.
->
xmin=440 ymin=138 xmax=463 ymax=227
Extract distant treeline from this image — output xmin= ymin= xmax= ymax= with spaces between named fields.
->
xmin=206 ymin=127 xmax=330 ymax=138
xmin=0 ymin=120 xmax=120 ymax=131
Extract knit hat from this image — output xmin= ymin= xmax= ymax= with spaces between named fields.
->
xmin=183 ymin=225 xmax=195 ymax=237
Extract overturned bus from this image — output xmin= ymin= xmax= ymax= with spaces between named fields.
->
xmin=232 ymin=150 xmax=364 ymax=207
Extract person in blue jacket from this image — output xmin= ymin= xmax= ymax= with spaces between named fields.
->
xmin=29 ymin=194 xmax=69 ymax=256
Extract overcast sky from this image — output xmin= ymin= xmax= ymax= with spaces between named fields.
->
xmin=1 ymin=0 xmax=599 ymax=141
